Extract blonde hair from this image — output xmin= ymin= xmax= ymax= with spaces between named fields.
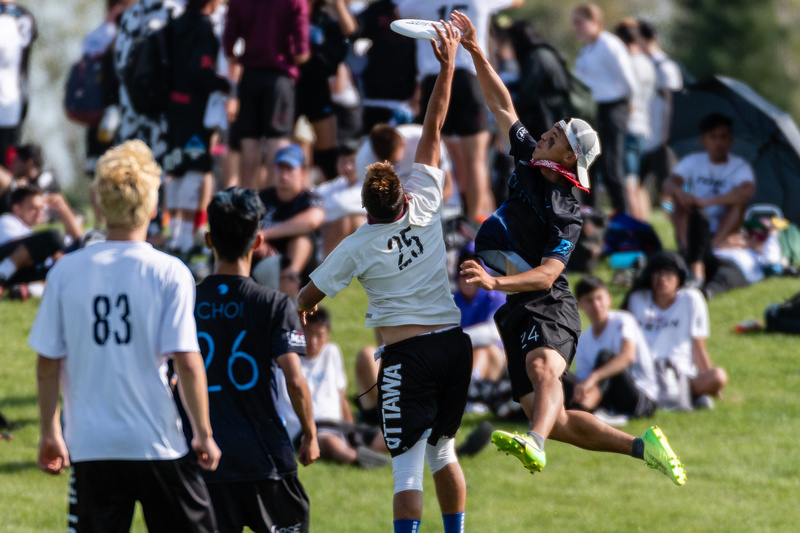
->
xmin=573 ymin=3 xmax=604 ymax=25
xmin=94 ymin=140 xmax=161 ymax=230
xmin=362 ymin=161 xmax=404 ymax=221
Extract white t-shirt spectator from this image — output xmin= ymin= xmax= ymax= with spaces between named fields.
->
xmin=574 ymin=310 xmax=659 ymax=402
xmin=277 ymin=343 xmax=348 ymax=440
xmin=626 ymin=287 xmax=709 ymax=378
xmin=627 ymin=52 xmax=656 ymax=139
xmin=395 ymin=0 xmax=514 ymax=78
xmin=311 ymin=163 xmax=461 ymax=328
xmin=646 ymin=50 xmax=683 ymax=151
xmin=575 ymin=31 xmax=636 ymax=104
xmin=28 ymin=241 xmax=199 ymax=462
xmin=672 ymin=152 xmax=755 ymax=231
xmin=315 ymin=176 xmax=366 ymax=223
xmin=714 ymin=234 xmax=783 ymax=283
xmin=0 ymin=212 xmax=31 ymax=245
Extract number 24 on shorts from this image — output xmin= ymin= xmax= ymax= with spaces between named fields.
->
xmin=520 ymin=323 xmax=539 ymax=351
xmin=198 ymin=329 xmax=260 ymax=392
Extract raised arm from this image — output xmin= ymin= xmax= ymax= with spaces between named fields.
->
xmin=414 ymin=22 xmax=459 ymax=168
xmin=451 ymin=10 xmax=519 ymax=143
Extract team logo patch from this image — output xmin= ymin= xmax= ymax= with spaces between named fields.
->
xmin=516 ymin=126 xmax=529 ymax=141
xmin=184 ymin=135 xmax=206 ymax=160
xmin=217 ymin=283 xmax=229 ymax=295
xmin=287 ymin=330 xmax=306 ymax=349
xmin=552 ymin=239 xmax=574 ymax=256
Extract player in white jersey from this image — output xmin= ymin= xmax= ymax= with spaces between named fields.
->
xmin=298 ymin=23 xmax=472 ymax=533
xmin=30 ymin=140 xmax=220 ymax=533
xmin=395 ymin=0 xmax=523 ymax=223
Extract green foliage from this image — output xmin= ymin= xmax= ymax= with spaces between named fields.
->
xmin=672 ymin=0 xmax=792 ymax=112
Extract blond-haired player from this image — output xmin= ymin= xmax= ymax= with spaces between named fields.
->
xmin=30 ymin=140 xmax=221 ymax=532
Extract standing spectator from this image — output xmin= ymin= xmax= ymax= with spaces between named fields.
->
xmin=637 ymin=19 xmax=683 ymax=197
xmin=113 ymin=0 xmax=183 ymax=159
xmin=296 ymin=0 xmax=358 ymax=181
xmin=276 ymin=307 xmax=389 ymax=469
xmin=251 ymin=144 xmax=324 ymax=298
xmin=572 ymin=2 xmax=636 ymax=213
xmin=569 ymin=275 xmax=659 ymax=420
xmin=662 ymin=113 xmax=755 ymax=284
xmin=615 ymin=18 xmax=655 ymax=220
xmin=0 ymin=0 xmax=36 ymax=169
xmin=506 ymin=19 xmax=571 ymax=140
xmin=297 ymin=25 xmax=474 ymax=532
xmin=316 ymin=139 xmax=366 ymax=257
xmin=356 ymin=0 xmax=417 ymax=132
xmin=196 ymin=186 xmax=319 ymax=532
xmin=29 ymin=140 xmax=220 ymax=532
xmin=223 ymin=0 xmax=310 ymax=190
xmin=163 ymin=0 xmax=231 ymax=257
xmin=625 ymin=251 xmax=728 ymax=409
xmin=396 ymin=0 xmax=525 ymax=223
xmin=79 ymin=0 xmax=133 ymax=226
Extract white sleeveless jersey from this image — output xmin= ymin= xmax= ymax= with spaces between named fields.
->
xmin=29 ymin=241 xmax=200 ymax=462
xmin=311 ymin=163 xmax=461 ymax=328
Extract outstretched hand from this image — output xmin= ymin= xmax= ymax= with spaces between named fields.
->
xmin=450 ymin=10 xmax=478 ymax=52
xmin=430 ymin=21 xmax=460 ymax=67
xmin=460 ymin=259 xmax=498 ymax=291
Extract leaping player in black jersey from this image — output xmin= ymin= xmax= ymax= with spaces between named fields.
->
xmin=451 ymin=10 xmax=687 ymax=486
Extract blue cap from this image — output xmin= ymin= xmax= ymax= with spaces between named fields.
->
xmin=275 ymin=144 xmax=305 ymax=169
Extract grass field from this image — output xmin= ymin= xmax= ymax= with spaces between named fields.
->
xmin=2 ymin=211 xmax=800 ymax=532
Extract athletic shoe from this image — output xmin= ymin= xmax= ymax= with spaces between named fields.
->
xmin=491 ymin=430 xmax=546 ymax=473
xmin=593 ymin=408 xmax=629 ymax=427
xmin=641 ymin=426 xmax=687 ymax=486
xmin=693 ymin=395 xmax=715 ymax=410
xmin=457 ymin=421 xmax=493 ymax=457
xmin=356 ymin=446 xmax=390 ymax=469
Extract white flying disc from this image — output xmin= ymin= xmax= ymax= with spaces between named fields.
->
xmin=390 ymin=19 xmax=460 ymax=40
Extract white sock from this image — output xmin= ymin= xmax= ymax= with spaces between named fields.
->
xmin=167 ymin=216 xmax=181 ymax=249
xmin=0 ymin=257 xmax=18 ymax=281
xmin=177 ymin=220 xmax=195 ymax=253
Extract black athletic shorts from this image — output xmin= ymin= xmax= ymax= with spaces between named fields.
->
xmin=206 ymin=476 xmax=309 ymax=533
xmin=418 ymin=68 xmax=488 ymax=136
xmin=377 ymin=327 xmax=472 ymax=458
xmin=236 ymin=68 xmax=295 ymax=139
xmin=494 ymin=287 xmax=581 ymax=401
xmin=163 ymin=118 xmax=214 ymax=175
xmin=68 ymin=455 xmax=216 ymax=533
xmin=295 ymin=74 xmax=334 ymax=123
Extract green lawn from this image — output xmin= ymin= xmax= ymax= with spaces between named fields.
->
xmin=2 ymin=212 xmax=800 ymax=532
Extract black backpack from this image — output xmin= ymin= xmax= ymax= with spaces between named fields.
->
xmin=765 ymin=291 xmax=800 ymax=334
xmin=123 ymin=18 xmax=172 ymax=117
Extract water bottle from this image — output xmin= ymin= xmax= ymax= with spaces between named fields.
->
xmin=97 ymin=105 xmax=121 ymax=144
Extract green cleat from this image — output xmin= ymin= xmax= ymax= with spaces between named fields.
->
xmin=491 ymin=430 xmax=546 ymax=473
xmin=641 ymin=426 xmax=687 ymax=486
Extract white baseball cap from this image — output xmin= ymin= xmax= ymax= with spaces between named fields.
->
xmin=558 ymin=119 xmax=601 ymax=190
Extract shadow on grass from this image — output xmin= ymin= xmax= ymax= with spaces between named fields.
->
xmin=0 ymin=394 xmax=38 ymax=409
xmin=0 ymin=460 xmax=39 ymax=474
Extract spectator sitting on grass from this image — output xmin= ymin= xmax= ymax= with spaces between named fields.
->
xmin=277 ymin=307 xmax=390 ymax=469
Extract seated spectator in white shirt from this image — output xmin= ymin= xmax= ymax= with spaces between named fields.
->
xmin=662 ymin=113 xmax=755 ymax=283
xmin=567 ymin=275 xmax=658 ymax=420
xmin=624 ymin=251 xmax=728 ymax=409
xmin=276 ymin=308 xmax=389 ymax=469
xmin=316 ymin=140 xmax=366 ymax=258
xmin=0 ymin=186 xmax=84 ymax=288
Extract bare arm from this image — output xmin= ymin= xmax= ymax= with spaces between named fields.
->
xmin=691 ymin=337 xmax=713 ymax=373
xmin=260 ymin=207 xmax=325 ymax=241
xmin=414 ymin=22 xmax=459 ymax=168
xmin=46 ymin=194 xmax=83 ymax=241
xmin=451 ymin=11 xmax=518 ymax=143
xmin=37 ymin=356 xmax=69 ymax=475
xmin=340 ymin=390 xmax=354 ymax=423
xmin=173 ymin=351 xmax=221 ymax=471
xmin=297 ymin=280 xmax=327 ymax=322
xmin=699 ymin=181 xmax=755 ymax=209
xmin=587 ymin=339 xmax=636 ymax=384
xmin=333 ymin=0 xmax=358 ymax=37
xmin=277 ymin=352 xmax=319 ymax=466
xmin=460 ymin=257 xmax=564 ymax=293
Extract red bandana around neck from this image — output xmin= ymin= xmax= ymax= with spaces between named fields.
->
xmin=523 ymin=159 xmax=588 ymax=192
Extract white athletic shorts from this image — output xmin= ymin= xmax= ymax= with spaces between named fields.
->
xmin=165 ymin=172 xmax=204 ymax=211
